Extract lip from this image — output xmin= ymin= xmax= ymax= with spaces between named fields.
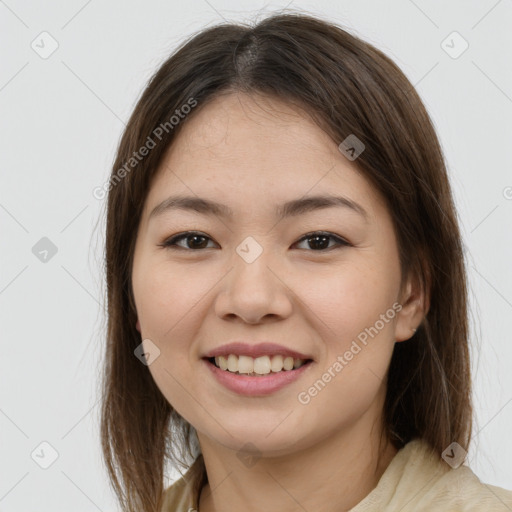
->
xmin=203 ymin=358 xmax=314 ymax=396
xmin=202 ymin=341 xmax=314 ymax=360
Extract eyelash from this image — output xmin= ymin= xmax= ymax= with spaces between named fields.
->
xmin=158 ymin=230 xmax=351 ymax=252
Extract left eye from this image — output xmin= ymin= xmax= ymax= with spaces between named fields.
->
xmin=294 ymin=231 xmax=351 ymax=251
xmin=160 ymin=231 xmax=350 ymax=251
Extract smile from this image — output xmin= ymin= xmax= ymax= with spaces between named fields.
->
xmin=203 ymin=356 xmax=314 ymax=396
xmin=210 ymin=354 xmax=310 ymax=375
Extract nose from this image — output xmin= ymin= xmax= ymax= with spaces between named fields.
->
xmin=214 ymin=247 xmax=293 ymax=325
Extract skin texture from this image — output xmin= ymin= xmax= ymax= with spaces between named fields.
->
xmin=131 ymin=92 xmax=426 ymax=512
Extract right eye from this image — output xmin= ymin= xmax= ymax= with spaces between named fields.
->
xmin=159 ymin=231 xmax=218 ymax=250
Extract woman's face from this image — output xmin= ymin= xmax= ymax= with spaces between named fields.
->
xmin=131 ymin=92 xmax=419 ymax=456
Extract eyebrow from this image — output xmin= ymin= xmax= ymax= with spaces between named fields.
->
xmin=148 ymin=194 xmax=369 ymax=222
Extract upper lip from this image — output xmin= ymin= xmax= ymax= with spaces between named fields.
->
xmin=202 ymin=342 xmax=314 ymax=361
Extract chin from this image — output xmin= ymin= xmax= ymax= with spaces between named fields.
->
xmin=199 ymin=424 xmax=306 ymax=457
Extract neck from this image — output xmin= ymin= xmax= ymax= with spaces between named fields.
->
xmin=197 ymin=408 xmax=398 ymax=512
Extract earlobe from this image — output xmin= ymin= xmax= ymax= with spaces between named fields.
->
xmin=395 ymin=298 xmax=424 ymax=342
xmin=136 ymin=319 xmax=141 ymax=333
xmin=394 ymin=271 xmax=428 ymax=342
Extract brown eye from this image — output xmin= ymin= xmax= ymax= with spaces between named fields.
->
xmin=159 ymin=230 xmax=351 ymax=252
xmin=294 ymin=231 xmax=351 ymax=251
xmin=161 ymin=232 xmax=217 ymax=250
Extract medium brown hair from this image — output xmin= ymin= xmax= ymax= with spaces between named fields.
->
xmin=100 ymin=11 xmax=472 ymax=512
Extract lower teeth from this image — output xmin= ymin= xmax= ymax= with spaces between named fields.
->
xmin=219 ymin=367 xmax=303 ymax=376
xmin=227 ymin=371 xmax=280 ymax=376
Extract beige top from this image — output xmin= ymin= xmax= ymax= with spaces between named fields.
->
xmin=160 ymin=438 xmax=512 ymax=511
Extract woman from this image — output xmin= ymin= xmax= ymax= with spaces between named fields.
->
xmin=99 ymin=12 xmax=512 ymax=512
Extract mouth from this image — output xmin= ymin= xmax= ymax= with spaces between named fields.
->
xmin=203 ymin=354 xmax=315 ymax=396
xmin=204 ymin=355 xmax=314 ymax=377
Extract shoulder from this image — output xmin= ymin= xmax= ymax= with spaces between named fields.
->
xmin=351 ymin=439 xmax=512 ymax=511
xmin=424 ymin=464 xmax=512 ymax=511
xmin=160 ymin=454 xmax=206 ymax=512
xmin=400 ymin=440 xmax=512 ymax=511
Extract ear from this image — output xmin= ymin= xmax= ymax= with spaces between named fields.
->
xmin=394 ymin=267 xmax=430 ymax=342
xmin=136 ymin=319 xmax=141 ymax=333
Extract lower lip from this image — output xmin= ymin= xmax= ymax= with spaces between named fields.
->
xmin=203 ymin=358 xmax=314 ymax=396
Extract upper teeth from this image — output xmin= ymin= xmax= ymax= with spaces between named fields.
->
xmin=214 ymin=354 xmax=307 ymax=375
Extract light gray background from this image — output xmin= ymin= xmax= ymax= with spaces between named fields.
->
xmin=1 ymin=1 xmax=511 ymax=510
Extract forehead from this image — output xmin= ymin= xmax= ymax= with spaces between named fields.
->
xmin=168 ymin=92 xmax=337 ymax=166
xmin=144 ymin=92 xmax=384 ymax=222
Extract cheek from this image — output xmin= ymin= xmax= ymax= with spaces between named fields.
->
xmin=300 ymin=261 xmax=398 ymax=344
xmin=133 ymin=258 xmax=210 ymax=339
xmin=295 ymin=271 xmax=397 ymax=425
xmin=297 ymin=355 xmax=389 ymax=437
xmin=297 ymin=262 xmax=398 ymax=397
xmin=132 ymin=260 xmax=209 ymax=420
